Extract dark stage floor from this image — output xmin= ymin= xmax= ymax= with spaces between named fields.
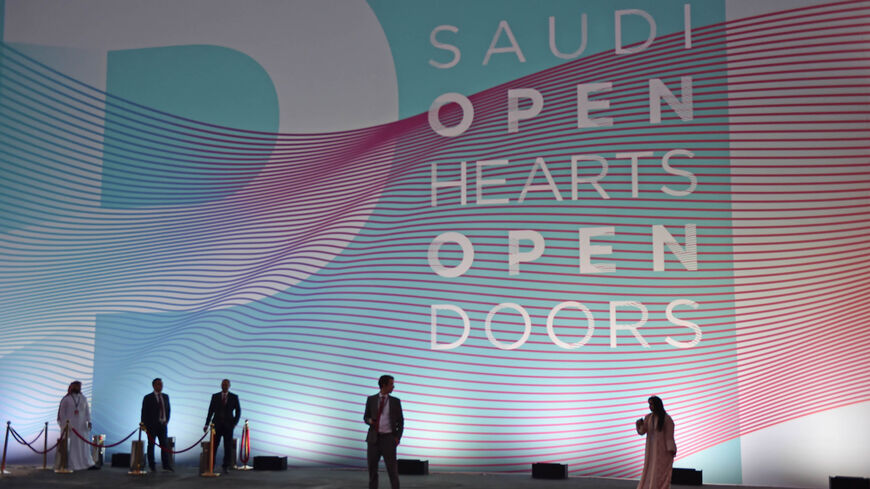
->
xmin=0 ymin=465 xmax=800 ymax=489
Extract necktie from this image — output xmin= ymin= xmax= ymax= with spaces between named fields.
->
xmin=222 ymin=393 xmax=227 ymax=405
xmin=375 ymin=396 xmax=387 ymax=428
xmin=157 ymin=395 xmax=165 ymax=420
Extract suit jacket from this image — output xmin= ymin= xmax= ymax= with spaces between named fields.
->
xmin=363 ymin=394 xmax=403 ymax=444
xmin=141 ymin=392 xmax=170 ymax=428
xmin=205 ymin=391 xmax=241 ymax=428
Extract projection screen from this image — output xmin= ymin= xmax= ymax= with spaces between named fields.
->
xmin=1 ymin=1 xmax=868 ymax=486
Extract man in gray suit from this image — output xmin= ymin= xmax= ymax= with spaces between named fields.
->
xmin=364 ymin=375 xmax=404 ymax=489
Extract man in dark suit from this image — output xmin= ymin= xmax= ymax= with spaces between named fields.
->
xmin=140 ymin=378 xmax=172 ymax=472
xmin=203 ymin=378 xmax=241 ymax=473
xmin=364 ymin=375 xmax=404 ymax=489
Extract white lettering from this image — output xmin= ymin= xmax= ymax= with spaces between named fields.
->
xmin=571 ymin=155 xmax=610 ymax=200
xmin=615 ymin=9 xmax=656 ymax=54
xmin=507 ymin=88 xmax=544 ymax=133
xmin=665 ymin=299 xmax=701 ymax=348
xmin=615 ymin=151 xmax=654 ymax=198
xmin=547 ymin=301 xmax=595 ymax=349
xmin=661 ymin=149 xmax=697 ymax=197
xmin=428 ymin=231 xmax=474 ymax=278
xmin=485 ymin=303 xmax=532 ymax=350
xmin=610 ymin=301 xmax=650 ymax=348
xmin=429 ymin=25 xmax=461 ymax=69
xmin=549 ymin=14 xmax=587 ymax=59
xmin=577 ymin=82 xmax=614 ymax=128
xmin=483 ymin=20 xmax=526 ymax=65
xmin=428 ymin=92 xmax=474 ymax=137
xmin=519 ymin=157 xmax=562 ymax=202
xmin=431 ymin=161 xmax=467 ymax=206
xmin=476 ymin=160 xmax=510 ymax=205
xmin=650 ymin=76 xmax=693 ymax=123
xmin=653 ymin=224 xmax=697 ymax=271
xmin=508 ymin=230 xmax=545 ymax=275
xmin=578 ymin=227 xmax=616 ymax=274
xmin=431 ymin=304 xmax=471 ymax=350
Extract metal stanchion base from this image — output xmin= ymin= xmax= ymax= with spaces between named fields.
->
xmin=236 ymin=465 xmax=253 ymax=471
xmin=1 ymin=469 xmax=12 ymax=475
xmin=198 ymin=431 xmax=222 ymax=477
xmin=128 ymin=440 xmax=146 ymax=475
xmin=54 ymin=469 xmax=73 ymax=474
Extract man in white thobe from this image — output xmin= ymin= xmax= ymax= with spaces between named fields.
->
xmin=56 ymin=381 xmax=96 ymax=470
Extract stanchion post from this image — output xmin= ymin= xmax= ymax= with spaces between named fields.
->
xmin=42 ymin=421 xmax=48 ymax=470
xmin=201 ymin=423 xmax=219 ymax=477
xmin=92 ymin=434 xmax=105 ymax=468
xmin=54 ymin=421 xmax=72 ymax=474
xmin=128 ymin=423 xmax=146 ymax=476
xmin=237 ymin=420 xmax=252 ymax=470
xmin=1 ymin=421 xmax=10 ymax=475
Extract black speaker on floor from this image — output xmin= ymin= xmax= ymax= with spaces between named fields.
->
xmin=253 ymin=456 xmax=287 ymax=470
xmin=672 ymin=467 xmax=703 ymax=485
xmin=398 ymin=459 xmax=429 ymax=475
xmin=110 ymin=453 xmax=130 ymax=468
xmin=830 ymin=476 xmax=870 ymax=489
xmin=532 ymin=462 xmax=568 ymax=479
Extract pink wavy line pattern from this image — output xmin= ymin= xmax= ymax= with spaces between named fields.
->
xmin=0 ymin=0 xmax=868 ymax=477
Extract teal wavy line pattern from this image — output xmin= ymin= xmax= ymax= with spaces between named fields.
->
xmin=2 ymin=3 xmax=869 ymax=481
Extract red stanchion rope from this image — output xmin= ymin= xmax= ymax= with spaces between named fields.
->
xmin=12 ymin=425 xmax=45 ymax=446
xmin=8 ymin=423 xmax=209 ymax=456
xmin=143 ymin=428 xmax=209 ymax=454
xmin=239 ymin=425 xmax=250 ymax=465
xmin=70 ymin=427 xmax=138 ymax=448
xmin=8 ymin=426 xmax=58 ymax=455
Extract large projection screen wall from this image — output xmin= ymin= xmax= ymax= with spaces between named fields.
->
xmin=1 ymin=1 xmax=868 ymax=487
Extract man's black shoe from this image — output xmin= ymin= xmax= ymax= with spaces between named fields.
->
xmin=163 ymin=466 xmax=174 ymax=472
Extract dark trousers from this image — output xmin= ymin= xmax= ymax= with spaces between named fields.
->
xmin=211 ymin=423 xmax=234 ymax=468
xmin=145 ymin=423 xmax=171 ymax=469
xmin=367 ymin=433 xmax=399 ymax=489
